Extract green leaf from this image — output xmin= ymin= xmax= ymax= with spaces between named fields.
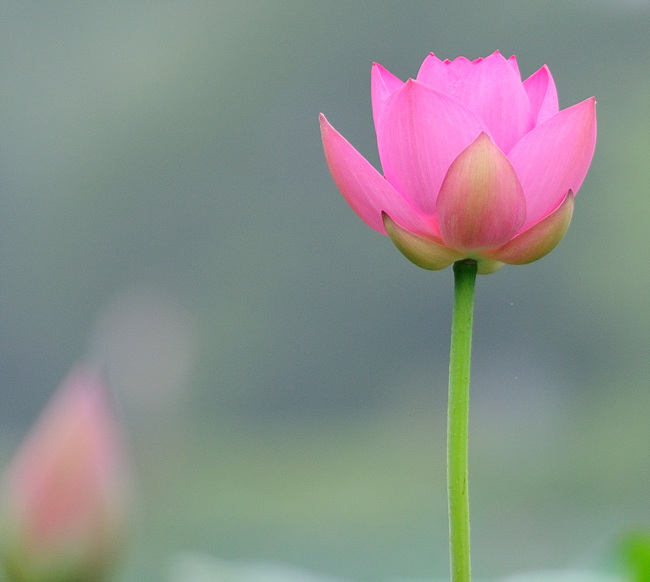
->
xmin=620 ymin=531 xmax=650 ymax=582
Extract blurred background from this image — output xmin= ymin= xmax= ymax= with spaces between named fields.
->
xmin=1 ymin=1 xmax=649 ymax=580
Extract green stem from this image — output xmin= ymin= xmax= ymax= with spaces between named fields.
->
xmin=447 ymin=259 xmax=477 ymax=582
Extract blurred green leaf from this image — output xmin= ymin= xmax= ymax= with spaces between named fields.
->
xmin=619 ymin=531 xmax=650 ymax=582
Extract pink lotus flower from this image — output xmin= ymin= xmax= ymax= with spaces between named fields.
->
xmin=1 ymin=367 xmax=131 ymax=582
xmin=320 ymin=51 xmax=597 ymax=273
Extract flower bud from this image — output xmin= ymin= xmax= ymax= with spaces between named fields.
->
xmin=1 ymin=367 xmax=131 ymax=582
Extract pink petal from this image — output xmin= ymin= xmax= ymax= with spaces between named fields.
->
xmin=371 ymin=63 xmax=404 ymax=129
xmin=523 ymin=65 xmax=559 ymax=125
xmin=320 ymin=114 xmax=429 ymax=235
xmin=376 ymin=79 xmax=485 ymax=215
xmin=487 ymin=190 xmax=574 ymax=264
xmin=437 ymin=133 xmax=526 ymax=253
xmin=450 ymin=51 xmax=535 ymax=153
xmin=383 ymin=212 xmax=462 ymax=270
xmin=446 ymin=55 xmax=475 ymax=77
xmin=507 ymin=54 xmax=522 ymax=79
xmin=416 ymin=53 xmax=454 ymax=93
xmin=508 ymin=97 xmax=596 ymax=230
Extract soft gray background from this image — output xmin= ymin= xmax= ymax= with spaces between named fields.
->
xmin=1 ymin=1 xmax=649 ymax=581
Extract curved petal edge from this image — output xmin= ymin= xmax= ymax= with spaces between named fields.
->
xmin=476 ymin=258 xmax=505 ymax=274
xmin=486 ymin=190 xmax=574 ymax=264
xmin=383 ymin=212 xmax=462 ymax=270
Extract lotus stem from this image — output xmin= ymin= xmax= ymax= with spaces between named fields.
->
xmin=447 ymin=259 xmax=477 ymax=582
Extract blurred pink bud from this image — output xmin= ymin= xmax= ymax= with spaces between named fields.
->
xmin=320 ymin=51 xmax=596 ymax=274
xmin=1 ymin=367 xmax=131 ymax=582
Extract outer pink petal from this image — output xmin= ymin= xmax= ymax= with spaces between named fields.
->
xmin=451 ymin=51 xmax=534 ymax=153
xmin=376 ymin=79 xmax=485 ymax=215
xmin=371 ymin=63 xmax=404 ymax=129
xmin=486 ymin=190 xmax=574 ymax=264
xmin=523 ymin=65 xmax=559 ymax=125
xmin=437 ymin=132 xmax=526 ymax=252
xmin=508 ymin=97 xmax=596 ymax=230
xmin=320 ymin=114 xmax=429 ymax=235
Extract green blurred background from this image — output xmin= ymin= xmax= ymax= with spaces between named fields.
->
xmin=1 ymin=1 xmax=649 ymax=580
